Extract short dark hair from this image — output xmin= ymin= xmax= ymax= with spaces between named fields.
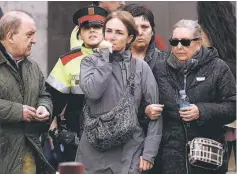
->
xmin=121 ymin=4 xmax=155 ymax=33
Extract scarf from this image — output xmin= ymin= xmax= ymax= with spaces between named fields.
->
xmin=167 ymin=47 xmax=204 ymax=74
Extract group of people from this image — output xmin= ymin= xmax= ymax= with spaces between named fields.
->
xmin=0 ymin=1 xmax=236 ymax=174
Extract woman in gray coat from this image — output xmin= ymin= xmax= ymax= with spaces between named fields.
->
xmin=76 ymin=11 xmax=162 ymax=174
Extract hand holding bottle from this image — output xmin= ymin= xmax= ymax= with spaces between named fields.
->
xmin=179 ymin=104 xmax=200 ymax=122
xmin=178 ymin=90 xmax=199 ymax=122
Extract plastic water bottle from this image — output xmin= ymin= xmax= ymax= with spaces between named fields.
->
xmin=179 ymin=90 xmax=190 ymax=108
xmin=179 ymin=90 xmax=191 ymax=127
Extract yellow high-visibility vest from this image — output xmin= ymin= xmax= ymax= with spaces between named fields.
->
xmin=46 ymin=46 xmax=93 ymax=94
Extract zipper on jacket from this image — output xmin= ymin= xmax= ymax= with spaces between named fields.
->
xmin=184 ymin=74 xmax=187 ymax=91
xmin=182 ymin=120 xmax=190 ymax=174
xmin=183 ymin=72 xmax=190 ymax=174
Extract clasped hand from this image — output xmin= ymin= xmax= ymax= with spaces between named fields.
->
xmin=145 ymin=104 xmax=164 ymax=120
xmin=23 ymin=105 xmax=49 ymax=122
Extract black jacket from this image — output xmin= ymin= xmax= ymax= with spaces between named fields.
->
xmin=137 ymin=36 xmax=168 ymax=135
xmin=150 ymin=47 xmax=236 ymax=174
xmin=144 ymin=36 xmax=168 ymax=70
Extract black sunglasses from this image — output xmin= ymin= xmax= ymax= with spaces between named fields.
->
xmin=169 ymin=38 xmax=200 ymax=47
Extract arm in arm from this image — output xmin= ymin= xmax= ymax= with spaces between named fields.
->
xmin=140 ymin=61 xmax=163 ymax=164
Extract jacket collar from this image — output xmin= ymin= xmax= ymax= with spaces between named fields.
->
xmin=0 ymin=42 xmax=14 ymax=65
xmin=81 ymin=45 xmax=94 ymax=56
xmin=112 ymin=49 xmax=132 ymax=62
xmin=0 ymin=42 xmax=31 ymax=65
xmin=167 ymin=49 xmax=200 ymax=74
xmin=144 ymin=36 xmax=156 ymax=62
xmin=0 ymin=51 xmax=7 ymax=65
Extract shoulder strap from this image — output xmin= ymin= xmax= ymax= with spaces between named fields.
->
xmin=127 ymin=57 xmax=136 ymax=95
xmin=130 ymin=57 xmax=136 ymax=79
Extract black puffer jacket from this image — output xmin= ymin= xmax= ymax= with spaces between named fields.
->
xmin=150 ymin=47 xmax=236 ymax=174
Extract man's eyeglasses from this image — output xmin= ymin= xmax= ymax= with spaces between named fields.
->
xmin=169 ymin=38 xmax=200 ymax=47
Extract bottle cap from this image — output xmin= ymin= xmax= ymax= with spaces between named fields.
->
xmin=179 ymin=90 xmax=186 ymax=96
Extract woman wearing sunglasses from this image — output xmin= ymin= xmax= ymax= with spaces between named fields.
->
xmin=150 ymin=19 xmax=236 ymax=174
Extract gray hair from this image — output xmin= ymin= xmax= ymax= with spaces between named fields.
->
xmin=0 ymin=10 xmax=33 ymax=40
xmin=172 ymin=19 xmax=202 ymax=38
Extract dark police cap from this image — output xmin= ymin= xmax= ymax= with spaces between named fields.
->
xmin=73 ymin=6 xmax=108 ymax=27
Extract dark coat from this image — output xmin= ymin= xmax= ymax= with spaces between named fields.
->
xmin=144 ymin=36 xmax=168 ymax=71
xmin=150 ymin=47 xmax=236 ymax=174
xmin=0 ymin=44 xmax=55 ymax=174
xmin=137 ymin=37 xmax=168 ymax=135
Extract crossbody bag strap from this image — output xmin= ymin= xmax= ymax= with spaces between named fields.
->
xmin=85 ymin=55 xmax=136 ymax=115
xmin=127 ymin=57 xmax=136 ymax=95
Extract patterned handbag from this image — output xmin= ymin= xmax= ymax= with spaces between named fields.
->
xmin=182 ymin=117 xmax=225 ymax=172
xmin=188 ymin=137 xmax=224 ymax=170
xmin=83 ymin=58 xmax=137 ymax=152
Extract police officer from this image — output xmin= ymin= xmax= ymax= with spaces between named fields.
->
xmin=70 ymin=1 xmax=125 ymax=50
xmin=46 ymin=5 xmax=108 ymax=164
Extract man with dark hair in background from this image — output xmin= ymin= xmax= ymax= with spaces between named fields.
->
xmin=122 ymin=4 xmax=166 ymax=136
xmin=122 ymin=4 xmax=167 ymax=69
xmin=122 ymin=4 xmax=167 ymax=51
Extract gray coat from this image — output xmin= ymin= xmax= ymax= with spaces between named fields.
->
xmin=76 ymin=49 xmax=162 ymax=174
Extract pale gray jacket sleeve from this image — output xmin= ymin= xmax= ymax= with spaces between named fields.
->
xmin=79 ymin=49 xmax=113 ymax=100
xmin=140 ymin=60 xmax=163 ymax=164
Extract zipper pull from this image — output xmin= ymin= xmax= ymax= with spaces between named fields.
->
xmin=122 ymin=61 xmax=126 ymax=70
xmin=186 ymin=123 xmax=190 ymax=128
